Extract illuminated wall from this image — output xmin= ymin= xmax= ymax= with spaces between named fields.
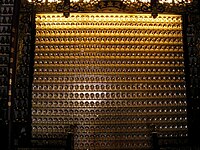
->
xmin=32 ymin=13 xmax=188 ymax=149
xmin=27 ymin=0 xmax=192 ymax=4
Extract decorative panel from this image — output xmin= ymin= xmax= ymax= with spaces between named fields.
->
xmin=32 ymin=13 xmax=188 ymax=149
xmin=27 ymin=0 xmax=193 ymax=15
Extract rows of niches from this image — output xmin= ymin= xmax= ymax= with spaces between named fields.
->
xmin=12 ymin=2 xmax=34 ymax=148
xmin=186 ymin=13 xmax=200 ymax=145
xmin=187 ymin=25 xmax=200 ymax=99
xmin=0 ymin=0 xmax=14 ymax=129
xmin=14 ymin=17 xmax=31 ymax=122
xmin=1 ymin=0 xmax=33 ymax=147
xmin=32 ymin=13 xmax=188 ymax=149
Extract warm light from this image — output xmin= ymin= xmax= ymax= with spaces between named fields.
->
xmin=129 ymin=0 xmax=151 ymax=2
xmin=71 ymin=0 xmax=79 ymax=2
xmin=83 ymin=0 xmax=90 ymax=2
xmin=126 ymin=0 xmax=192 ymax=3
xmin=36 ymin=13 xmax=182 ymax=24
xmin=159 ymin=0 xmax=192 ymax=3
xmin=159 ymin=0 xmax=173 ymax=3
xmin=32 ymin=12 xmax=187 ymax=149
xmin=27 ymin=0 xmax=62 ymax=3
xmin=27 ymin=0 xmax=192 ymax=3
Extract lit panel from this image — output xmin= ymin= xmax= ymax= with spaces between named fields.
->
xmin=27 ymin=0 xmax=192 ymax=3
xmin=32 ymin=13 xmax=188 ymax=149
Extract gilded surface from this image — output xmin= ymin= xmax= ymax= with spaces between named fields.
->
xmin=28 ymin=0 xmax=194 ymax=14
xmin=32 ymin=13 xmax=188 ymax=149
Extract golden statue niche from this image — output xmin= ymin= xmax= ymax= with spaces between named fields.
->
xmin=31 ymin=13 xmax=188 ymax=149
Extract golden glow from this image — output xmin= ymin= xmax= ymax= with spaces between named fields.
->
xmin=32 ymin=12 xmax=187 ymax=149
xmin=35 ymin=13 xmax=182 ymax=32
xmin=71 ymin=0 xmax=79 ymax=2
xmin=36 ymin=13 xmax=182 ymax=23
xmin=27 ymin=0 xmax=191 ymax=3
xmin=27 ymin=0 xmax=62 ymax=3
xmin=35 ymin=13 xmax=183 ymax=46
xmin=127 ymin=0 xmax=151 ymax=2
xmin=158 ymin=0 xmax=192 ymax=3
